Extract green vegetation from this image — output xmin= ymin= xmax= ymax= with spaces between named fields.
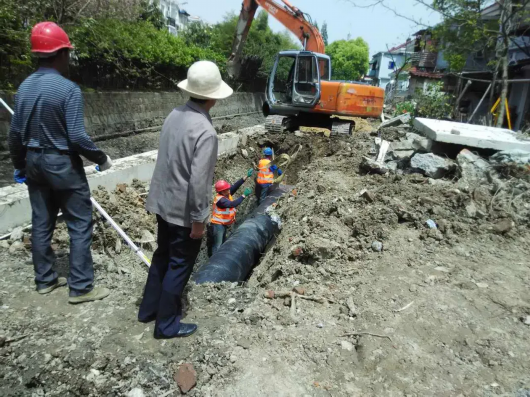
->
xmin=431 ymin=0 xmax=498 ymax=71
xmin=321 ymin=22 xmax=329 ymax=46
xmin=394 ymin=82 xmax=453 ymax=120
xmin=326 ymin=38 xmax=369 ymax=81
xmin=0 ymin=2 xmax=298 ymax=90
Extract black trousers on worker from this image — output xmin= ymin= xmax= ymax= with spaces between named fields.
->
xmin=138 ymin=215 xmax=202 ymax=338
xmin=26 ymin=150 xmax=95 ymax=297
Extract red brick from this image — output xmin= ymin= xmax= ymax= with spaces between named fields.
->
xmin=174 ymin=363 xmax=197 ymax=394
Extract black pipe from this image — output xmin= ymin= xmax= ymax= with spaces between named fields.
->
xmin=194 ymin=185 xmax=291 ymax=284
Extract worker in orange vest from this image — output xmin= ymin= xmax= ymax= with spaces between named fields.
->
xmin=256 ymin=147 xmax=282 ymax=204
xmin=208 ymin=169 xmax=253 ymax=256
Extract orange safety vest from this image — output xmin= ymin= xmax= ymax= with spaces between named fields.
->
xmin=211 ymin=194 xmax=237 ymax=226
xmin=257 ymin=159 xmax=274 ymax=185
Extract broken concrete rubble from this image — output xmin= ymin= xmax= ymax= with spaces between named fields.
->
xmin=414 ymin=118 xmax=530 ymax=151
xmin=361 ymin=157 xmax=388 ymax=175
xmin=379 ymin=112 xmax=411 ymax=129
xmin=392 ymin=150 xmax=415 ymax=161
xmin=456 ymin=149 xmax=491 ymax=190
xmin=410 ymin=153 xmax=455 ymax=179
xmin=490 ymin=149 xmax=530 ymax=165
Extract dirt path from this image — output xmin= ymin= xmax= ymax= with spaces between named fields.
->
xmin=1 ymin=125 xmax=529 ymax=396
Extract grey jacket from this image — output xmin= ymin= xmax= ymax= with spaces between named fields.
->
xmin=146 ymin=101 xmax=218 ymax=228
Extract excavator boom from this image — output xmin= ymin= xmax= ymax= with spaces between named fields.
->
xmin=228 ymin=0 xmax=325 ymax=78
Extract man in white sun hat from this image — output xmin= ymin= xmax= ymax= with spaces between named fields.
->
xmin=138 ymin=61 xmax=233 ymax=339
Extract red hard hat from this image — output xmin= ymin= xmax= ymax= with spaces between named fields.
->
xmin=215 ymin=180 xmax=230 ymax=193
xmin=31 ymin=22 xmax=74 ymax=54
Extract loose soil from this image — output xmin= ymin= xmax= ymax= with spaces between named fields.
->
xmin=1 ymin=121 xmax=530 ymax=397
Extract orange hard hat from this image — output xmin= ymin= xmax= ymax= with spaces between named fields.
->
xmin=215 ymin=180 xmax=230 ymax=193
xmin=31 ymin=22 xmax=74 ymax=54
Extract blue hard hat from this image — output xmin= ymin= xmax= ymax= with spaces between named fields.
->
xmin=263 ymin=147 xmax=273 ymax=156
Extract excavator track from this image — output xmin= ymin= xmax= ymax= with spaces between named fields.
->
xmin=265 ymin=115 xmax=287 ymax=133
xmin=331 ymin=121 xmax=353 ymax=135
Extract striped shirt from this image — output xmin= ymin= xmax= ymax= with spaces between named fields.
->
xmin=9 ymin=67 xmax=107 ymax=169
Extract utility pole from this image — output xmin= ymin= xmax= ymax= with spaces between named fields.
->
xmin=496 ymin=0 xmax=513 ymax=127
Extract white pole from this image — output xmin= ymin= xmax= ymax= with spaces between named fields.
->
xmin=0 ymin=97 xmax=14 ymax=114
xmin=1 ymin=97 xmax=151 ymax=268
xmin=90 ymin=198 xmax=151 ymax=267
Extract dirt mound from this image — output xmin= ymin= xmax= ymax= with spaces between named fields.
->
xmin=1 ymin=124 xmax=530 ymax=396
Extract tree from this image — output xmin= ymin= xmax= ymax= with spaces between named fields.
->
xmin=326 ymin=38 xmax=369 ymax=80
xmin=256 ymin=10 xmax=269 ymax=31
xmin=345 ymin=0 xmax=530 ymax=127
xmin=314 ymin=21 xmax=319 ymax=31
xmin=138 ymin=0 xmax=165 ymax=30
xmin=321 ymin=22 xmax=329 ymax=46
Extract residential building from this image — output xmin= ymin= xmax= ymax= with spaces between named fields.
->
xmin=157 ymin=0 xmax=200 ymax=35
xmin=368 ymin=42 xmax=411 ymax=91
xmin=405 ymin=29 xmax=448 ymax=96
xmin=450 ymin=1 xmax=530 ymax=130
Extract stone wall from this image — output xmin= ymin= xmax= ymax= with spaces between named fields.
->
xmin=0 ymin=91 xmax=265 ymax=150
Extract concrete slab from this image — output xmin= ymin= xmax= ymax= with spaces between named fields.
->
xmin=413 ymin=118 xmax=530 ymax=152
xmin=0 ymin=125 xmax=263 ymax=235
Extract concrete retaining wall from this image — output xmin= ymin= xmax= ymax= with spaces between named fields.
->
xmin=0 ymin=91 xmax=265 ymax=150
xmin=0 ymin=125 xmax=266 ymax=235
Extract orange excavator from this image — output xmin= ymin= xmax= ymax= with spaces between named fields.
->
xmin=228 ymin=0 xmax=385 ymax=134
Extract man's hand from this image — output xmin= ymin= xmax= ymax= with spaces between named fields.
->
xmin=190 ymin=222 xmax=205 ymax=240
xmin=14 ymin=169 xmax=26 ymax=184
xmin=97 ymin=155 xmax=113 ymax=172
xmin=243 ymin=168 xmax=254 ymax=181
xmin=242 ymin=187 xmax=252 ymax=197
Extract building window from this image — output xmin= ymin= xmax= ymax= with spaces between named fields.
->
xmin=388 ymin=61 xmax=395 ymax=69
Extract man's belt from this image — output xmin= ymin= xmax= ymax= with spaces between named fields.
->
xmin=27 ymin=147 xmax=74 ymax=155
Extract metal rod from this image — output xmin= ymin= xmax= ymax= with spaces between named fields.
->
xmin=468 ymin=83 xmax=492 ymax=123
xmin=453 ymin=79 xmax=472 ymax=118
xmin=0 ymin=97 xmax=14 ymax=114
xmin=453 ymin=75 xmax=530 ymax=84
xmin=90 ymin=198 xmax=151 ymax=267
xmin=0 ymin=96 xmax=151 ymax=268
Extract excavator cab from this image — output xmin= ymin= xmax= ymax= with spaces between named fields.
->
xmin=267 ymin=51 xmax=330 ymax=112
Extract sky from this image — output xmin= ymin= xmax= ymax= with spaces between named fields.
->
xmin=183 ymin=0 xmax=442 ymax=56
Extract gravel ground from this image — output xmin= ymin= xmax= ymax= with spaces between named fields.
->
xmin=1 ymin=121 xmax=530 ymax=396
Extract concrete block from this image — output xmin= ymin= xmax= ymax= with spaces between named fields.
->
xmin=413 ymin=118 xmax=530 ymax=152
xmin=410 ymin=152 xmax=455 ymax=179
xmin=217 ymin=132 xmax=240 ymax=157
xmin=379 ymin=113 xmax=411 ymax=129
xmin=490 ymin=149 xmax=530 ymax=165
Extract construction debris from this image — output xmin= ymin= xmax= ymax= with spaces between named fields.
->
xmin=457 ymin=149 xmax=491 ymax=189
xmin=414 ymin=118 xmax=530 ymax=152
xmin=1 ymin=121 xmax=530 ymax=396
xmin=490 ymin=149 xmax=530 ymax=166
xmin=378 ymin=112 xmax=411 ymax=129
xmin=410 ymin=153 xmax=455 ymax=179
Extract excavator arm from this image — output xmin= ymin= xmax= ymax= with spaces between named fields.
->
xmin=227 ymin=0 xmax=325 ymax=78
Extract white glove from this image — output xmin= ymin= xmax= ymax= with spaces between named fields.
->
xmin=98 ymin=155 xmax=113 ymax=172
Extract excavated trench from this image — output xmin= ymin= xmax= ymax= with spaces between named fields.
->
xmin=192 ymin=132 xmax=343 ymax=284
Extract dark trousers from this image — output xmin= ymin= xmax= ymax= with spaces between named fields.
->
xmin=26 ymin=151 xmax=94 ymax=297
xmin=138 ymin=215 xmax=202 ymax=337
xmin=207 ymin=223 xmax=227 ymax=257
xmin=256 ymin=183 xmax=271 ymax=205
